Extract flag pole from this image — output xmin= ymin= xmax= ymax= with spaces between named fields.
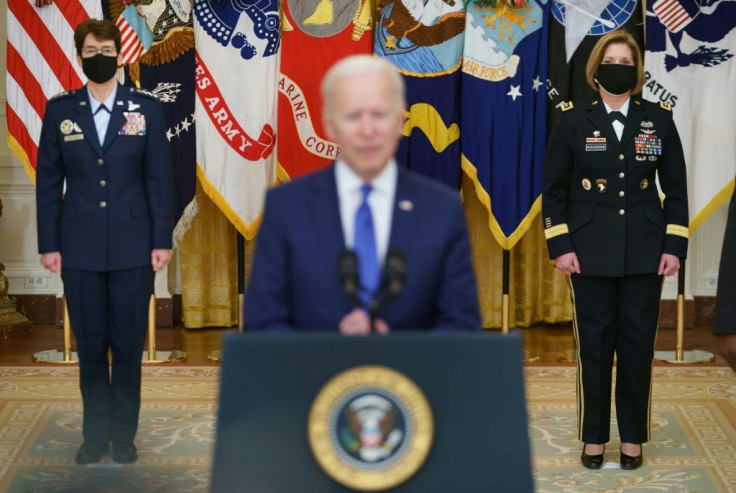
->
xmin=654 ymin=260 xmax=714 ymax=363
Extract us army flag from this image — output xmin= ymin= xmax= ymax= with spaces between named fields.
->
xmin=194 ymin=0 xmax=279 ymax=238
xmin=461 ymin=0 xmax=550 ymax=249
xmin=375 ymin=0 xmax=465 ymax=189
xmin=278 ymin=0 xmax=372 ymax=180
xmin=644 ymin=0 xmax=736 ymax=230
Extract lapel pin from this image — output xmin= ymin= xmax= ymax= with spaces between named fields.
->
xmin=596 ymin=179 xmax=607 ymax=193
xmin=128 ymin=100 xmax=141 ymax=111
xmin=582 ymin=178 xmax=591 ymax=191
xmin=399 ymin=200 xmax=413 ymax=211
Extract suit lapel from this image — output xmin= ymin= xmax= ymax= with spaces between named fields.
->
xmin=102 ymin=85 xmax=125 ymax=152
xmin=388 ymin=168 xmax=419 ymax=254
xmin=309 ymin=166 xmax=347 ymax=270
xmin=74 ymin=88 xmax=103 ymax=157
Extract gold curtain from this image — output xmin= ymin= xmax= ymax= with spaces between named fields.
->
xmin=461 ymin=173 xmax=572 ymax=329
xmin=180 ymin=182 xmax=239 ymax=328
xmin=179 ymin=178 xmax=573 ymax=329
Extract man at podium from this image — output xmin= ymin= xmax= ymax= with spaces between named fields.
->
xmin=244 ymin=56 xmax=480 ymax=334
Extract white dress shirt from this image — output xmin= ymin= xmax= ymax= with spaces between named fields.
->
xmin=603 ymin=98 xmax=630 ymax=141
xmin=88 ymin=85 xmax=117 ymax=145
xmin=335 ymin=159 xmax=397 ymax=266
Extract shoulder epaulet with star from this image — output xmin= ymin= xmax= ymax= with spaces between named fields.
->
xmin=128 ymin=86 xmax=159 ymax=100
xmin=48 ymin=90 xmax=76 ymax=102
xmin=558 ymin=101 xmax=574 ymax=112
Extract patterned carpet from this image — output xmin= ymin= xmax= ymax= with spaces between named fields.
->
xmin=0 ymin=365 xmax=733 ymax=492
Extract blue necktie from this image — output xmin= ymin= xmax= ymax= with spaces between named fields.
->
xmin=354 ymin=184 xmax=379 ymax=307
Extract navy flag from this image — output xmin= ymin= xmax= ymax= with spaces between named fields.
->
xmin=374 ymin=0 xmax=466 ymax=189
xmin=461 ymin=0 xmax=550 ymax=249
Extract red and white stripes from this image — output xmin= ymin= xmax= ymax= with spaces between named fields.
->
xmin=116 ymin=13 xmax=145 ymax=66
xmin=652 ymin=0 xmax=697 ymax=34
xmin=6 ymin=0 xmax=102 ymax=180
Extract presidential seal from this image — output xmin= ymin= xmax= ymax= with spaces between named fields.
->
xmin=308 ymin=365 xmax=433 ymax=491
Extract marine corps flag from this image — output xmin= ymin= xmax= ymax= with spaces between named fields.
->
xmin=461 ymin=0 xmax=550 ymax=249
xmin=278 ymin=0 xmax=373 ymax=180
xmin=375 ymin=0 xmax=466 ymax=189
xmin=194 ymin=0 xmax=280 ymax=238
xmin=546 ymin=0 xmax=644 ymax=134
xmin=644 ymin=0 xmax=736 ymax=230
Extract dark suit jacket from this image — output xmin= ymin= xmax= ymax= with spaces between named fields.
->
xmin=542 ymin=96 xmax=689 ymax=277
xmin=244 ymin=165 xmax=481 ymax=331
xmin=715 ymin=185 xmax=736 ymax=335
xmin=36 ymin=84 xmax=173 ymax=271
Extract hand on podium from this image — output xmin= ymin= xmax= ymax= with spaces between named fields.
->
xmin=339 ymin=308 xmax=390 ymax=336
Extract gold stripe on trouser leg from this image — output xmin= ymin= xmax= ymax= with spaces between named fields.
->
xmin=645 ymin=277 xmax=666 ymax=442
xmin=566 ymin=276 xmax=584 ymax=441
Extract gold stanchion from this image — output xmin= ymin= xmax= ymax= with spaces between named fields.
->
xmin=32 ymin=296 xmax=79 ymax=363
xmin=654 ymin=293 xmax=714 ymax=364
xmin=502 ymin=294 xmax=509 ymax=335
xmin=654 ymin=264 xmax=714 ymax=364
xmin=142 ymin=294 xmax=186 ymax=364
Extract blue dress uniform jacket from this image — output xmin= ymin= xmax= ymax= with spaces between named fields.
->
xmin=543 ymin=97 xmax=689 ymax=275
xmin=244 ymin=165 xmax=481 ymax=332
xmin=36 ymin=84 xmax=174 ymax=269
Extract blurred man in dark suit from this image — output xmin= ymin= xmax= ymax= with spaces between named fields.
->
xmin=714 ymin=186 xmax=736 ymax=371
xmin=244 ymin=55 xmax=480 ymax=334
xmin=36 ymin=19 xmax=173 ymax=464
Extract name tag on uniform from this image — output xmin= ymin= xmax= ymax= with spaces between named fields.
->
xmin=119 ymin=112 xmax=147 ymax=136
xmin=64 ymin=134 xmax=84 ymax=142
xmin=585 ymin=137 xmax=606 ymax=152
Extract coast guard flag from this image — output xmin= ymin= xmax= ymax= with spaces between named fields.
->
xmin=194 ymin=0 xmax=280 ymax=239
xmin=644 ymin=0 xmax=736 ymax=231
xmin=546 ymin=0 xmax=644 ymax=133
xmin=278 ymin=0 xmax=373 ymax=180
xmin=6 ymin=0 xmax=102 ymax=182
xmin=461 ymin=0 xmax=550 ymax=249
xmin=375 ymin=0 xmax=466 ymax=189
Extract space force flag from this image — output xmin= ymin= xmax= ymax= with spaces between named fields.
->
xmin=193 ymin=0 xmax=280 ymax=238
xmin=644 ymin=0 xmax=736 ymax=230
xmin=461 ymin=0 xmax=550 ymax=249
xmin=278 ymin=0 xmax=373 ymax=180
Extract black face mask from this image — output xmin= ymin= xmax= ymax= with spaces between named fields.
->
xmin=82 ymin=54 xmax=118 ymax=84
xmin=595 ymin=64 xmax=637 ymax=96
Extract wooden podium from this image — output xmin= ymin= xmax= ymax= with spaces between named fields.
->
xmin=212 ymin=331 xmax=534 ymax=492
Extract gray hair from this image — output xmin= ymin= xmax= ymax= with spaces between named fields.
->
xmin=321 ymin=55 xmax=406 ymax=114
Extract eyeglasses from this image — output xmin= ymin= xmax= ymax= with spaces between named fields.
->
xmin=82 ymin=46 xmax=117 ymax=57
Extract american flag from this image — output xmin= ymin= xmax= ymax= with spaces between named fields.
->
xmin=652 ymin=0 xmax=699 ymax=33
xmin=116 ymin=5 xmax=147 ymax=66
xmin=5 ymin=0 xmax=102 ymax=182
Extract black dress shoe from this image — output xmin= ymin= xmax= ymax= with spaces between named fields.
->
xmin=581 ymin=444 xmax=605 ymax=470
xmin=112 ymin=442 xmax=138 ymax=464
xmin=620 ymin=446 xmax=643 ymax=470
xmin=75 ymin=442 xmax=108 ymax=465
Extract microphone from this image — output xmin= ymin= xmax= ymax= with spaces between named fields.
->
xmin=381 ymin=247 xmax=407 ymax=303
xmin=338 ymin=249 xmax=360 ymax=303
